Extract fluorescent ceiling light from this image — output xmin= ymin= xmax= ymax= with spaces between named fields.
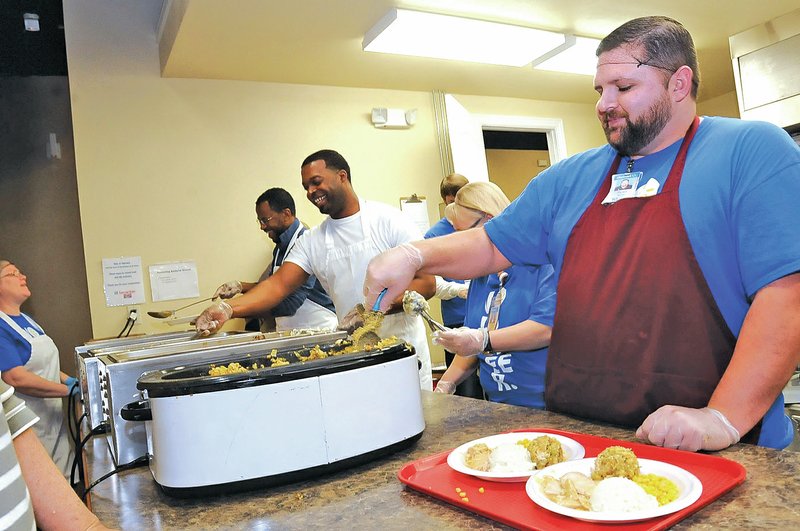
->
xmin=532 ymin=35 xmax=602 ymax=76
xmin=363 ymin=8 xmax=567 ymax=67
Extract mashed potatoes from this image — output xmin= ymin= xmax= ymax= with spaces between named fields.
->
xmin=590 ymin=477 xmax=659 ymax=512
xmin=488 ymin=443 xmax=534 ymax=473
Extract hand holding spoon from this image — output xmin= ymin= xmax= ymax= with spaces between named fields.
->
xmin=147 ymin=297 xmax=215 ymax=319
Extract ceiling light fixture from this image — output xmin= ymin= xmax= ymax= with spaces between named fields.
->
xmin=363 ymin=8 xmax=567 ymax=67
xmin=531 ymin=35 xmax=602 ymax=76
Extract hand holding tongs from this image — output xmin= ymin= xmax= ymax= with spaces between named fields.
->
xmin=402 ymin=290 xmax=447 ymax=332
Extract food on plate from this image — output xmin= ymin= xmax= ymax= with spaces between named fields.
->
xmin=632 ymin=474 xmax=680 ymax=505
xmin=464 ymin=443 xmax=492 ymax=471
xmin=489 ymin=442 xmax=534 ymax=473
xmin=539 ymin=472 xmax=597 ymax=510
xmin=591 ymin=446 xmax=640 ymax=480
xmin=519 ymin=435 xmax=565 ymax=469
xmin=590 ymin=477 xmax=659 ymax=512
xmin=463 ymin=435 xmax=565 ymax=473
xmin=538 ymin=448 xmax=681 ymax=513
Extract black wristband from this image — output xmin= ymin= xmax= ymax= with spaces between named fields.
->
xmin=484 ymin=330 xmax=493 ymax=353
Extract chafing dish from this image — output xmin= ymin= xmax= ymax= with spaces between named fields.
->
xmin=125 ymin=338 xmax=425 ymax=497
xmin=91 ymin=329 xmax=344 ymax=465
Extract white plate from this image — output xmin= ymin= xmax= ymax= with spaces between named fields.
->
xmin=447 ymin=432 xmax=585 ymax=482
xmin=525 ymin=457 xmax=703 ymax=523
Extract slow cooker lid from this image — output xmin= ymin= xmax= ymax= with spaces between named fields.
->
xmin=137 ymin=339 xmax=415 ymax=398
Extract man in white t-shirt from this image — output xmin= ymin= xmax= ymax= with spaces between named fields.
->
xmin=196 ymin=149 xmax=435 ymax=389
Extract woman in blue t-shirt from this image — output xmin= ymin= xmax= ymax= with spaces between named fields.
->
xmin=432 ymin=183 xmax=556 ymax=408
xmin=0 ymin=259 xmax=76 ymax=477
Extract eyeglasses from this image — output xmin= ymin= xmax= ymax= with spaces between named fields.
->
xmin=256 ymin=215 xmax=274 ymax=227
xmin=468 ymin=214 xmax=486 ymax=229
xmin=597 ymin=60 xmax=677 ymax=74
xmin=0 ymin=269 xmax=23 ymax=279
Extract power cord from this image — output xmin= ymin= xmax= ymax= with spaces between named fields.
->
xmin=116 ymin=308 xmax=138 ymax=338
xmin=67 ymin=381 xmax=87 ymax=488
xmin=80 ymin=455 xmax=149 ymax=501
xmin=71 ymin=421 xmax=110 ymax=488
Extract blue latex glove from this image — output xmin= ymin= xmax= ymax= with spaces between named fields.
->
xmin=65 ymin=376 xmax=80 ymax=396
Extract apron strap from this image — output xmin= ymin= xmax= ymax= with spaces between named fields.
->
xmin=0 ymin=311 xmax=37 ymax=344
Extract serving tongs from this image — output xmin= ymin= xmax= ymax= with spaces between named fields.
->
xmin=402 ymin=290 xmax=447 ymax=333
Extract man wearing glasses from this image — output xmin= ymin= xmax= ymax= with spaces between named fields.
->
xmin=213 ymin=187 xmax=337 ymax=332
xmin=365 ymin=16 xmax=800 ymax=451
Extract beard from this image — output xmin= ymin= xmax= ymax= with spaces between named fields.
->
xmin=602 ymin=93 xmax=672 ymax=156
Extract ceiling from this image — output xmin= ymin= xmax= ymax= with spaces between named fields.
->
xmin=160 ymin=0 xmax=800 ymax=104
xmin=2 ymin=1 xmax=797 ymax=105
xmin=0 ymin=0 xmax=66 ymax=76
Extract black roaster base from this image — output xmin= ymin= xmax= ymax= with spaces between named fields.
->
xmin=156 ymin=430 xmax=424 ymax=498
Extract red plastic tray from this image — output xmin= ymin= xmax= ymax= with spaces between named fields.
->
xmin=398 ymin=428 xmax=746 ymax=530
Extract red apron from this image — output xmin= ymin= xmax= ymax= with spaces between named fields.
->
xmin=545 ymin=117 xmax=760 ymax=443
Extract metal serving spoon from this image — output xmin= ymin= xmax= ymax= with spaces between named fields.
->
xmin=351 ymin=289 xmax=387 ymax=348
xmin=147 ymin=297 xmax=215 ymax=319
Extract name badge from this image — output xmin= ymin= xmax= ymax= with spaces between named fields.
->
xmin=602 ymin=171 xmax=643 ymax=204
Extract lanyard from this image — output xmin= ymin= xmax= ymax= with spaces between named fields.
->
xmin=486 ymin=271 xmax=508 ymax=332
xmin=273 ymin=223 xmax=304 ymax=275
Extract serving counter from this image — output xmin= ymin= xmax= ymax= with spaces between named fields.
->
xmin=85 ymin=392 xmax=800 ymax=530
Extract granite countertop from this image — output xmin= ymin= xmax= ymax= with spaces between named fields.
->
xmin=86 ymin=392 xmax=800 ymax=530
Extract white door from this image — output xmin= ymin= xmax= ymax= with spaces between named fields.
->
xmin=443 ymin=94 xmax=568 ymax=183
xmin=444 ymin=94 xmax=490 ymax=182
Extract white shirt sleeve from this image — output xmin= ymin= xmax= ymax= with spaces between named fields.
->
xmin=284 ymin=224 xmax=320 ymax=276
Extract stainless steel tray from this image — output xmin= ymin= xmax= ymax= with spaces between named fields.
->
xmin=75 ymin=330 xmax=196 ymax=357
xmin=87 ymin=330 xmax=255 ymax=356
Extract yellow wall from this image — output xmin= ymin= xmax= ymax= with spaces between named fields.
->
xmin=697 ymin=90 xmax=741 ymax=118
xmin=63 ymin=2 xmax=606 ymax=365
xmin=486 ymin=149 xmax=551 ymax=200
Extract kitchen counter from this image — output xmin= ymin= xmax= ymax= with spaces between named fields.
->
xmin=85 ymin=392 xmax=800 ymax=530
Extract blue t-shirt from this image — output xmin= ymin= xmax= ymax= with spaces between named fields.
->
xmin=425 ymin=217 xmax=467 ymax=326
xmin=465 ymin=264 xmax=555 ymax=408
xmin=0 ymin=313 xmax=43 ymax=371
xmin=485 ymin=116 xmax=800 ymax=448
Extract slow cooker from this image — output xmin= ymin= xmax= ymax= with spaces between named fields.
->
xmin=124 ymin=338 xmax=425 ymax=497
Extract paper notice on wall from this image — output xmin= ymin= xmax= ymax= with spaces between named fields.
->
xmin=400 ymin=195 xmax=430 ymax=235
xmin=102 ymin=256 xmax=145 ymax=307
xmin=149 ymin=261 xmax=200 ymax=302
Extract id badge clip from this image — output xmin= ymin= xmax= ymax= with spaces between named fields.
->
xmin=602 ymin=171 xmax=643 ymax=204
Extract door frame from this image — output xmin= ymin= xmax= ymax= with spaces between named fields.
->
xmin=475 ymin=114 xmax=568 ymax=165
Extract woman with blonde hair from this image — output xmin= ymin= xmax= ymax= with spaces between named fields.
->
xmin=433 ymin=182 xmax=556 ymax=408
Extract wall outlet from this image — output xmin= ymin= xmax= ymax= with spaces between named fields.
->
xmin=126 ymin=306 xmax=140 ymax=326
